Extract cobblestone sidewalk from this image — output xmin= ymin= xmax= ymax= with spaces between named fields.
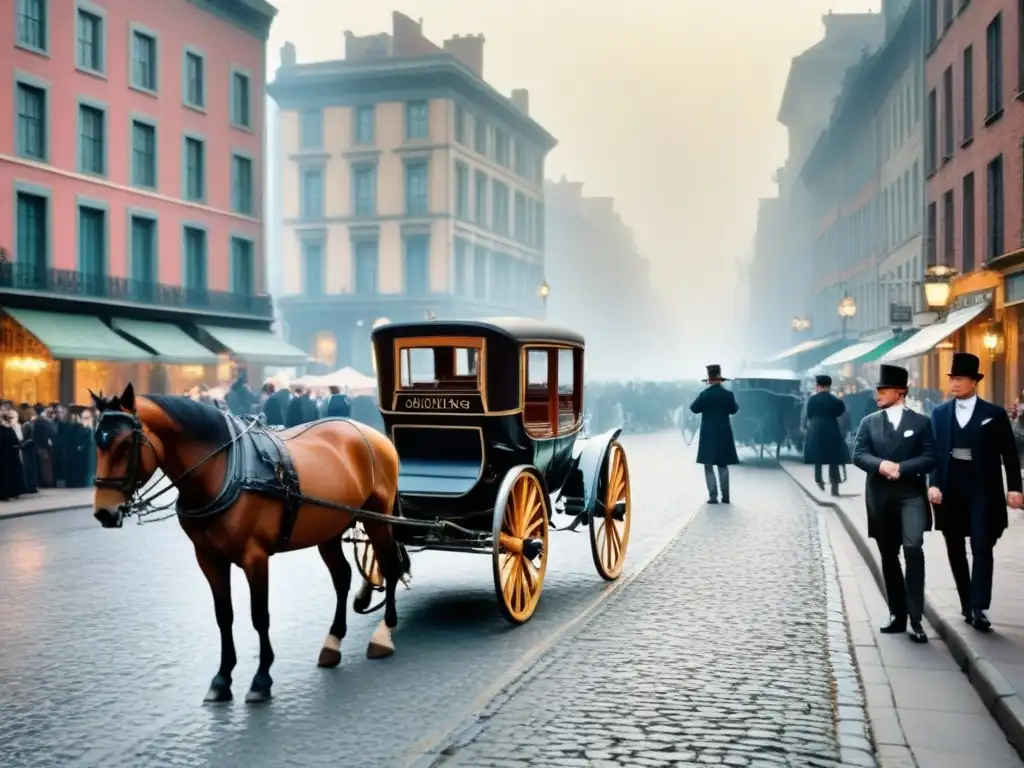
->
xmin=436 ymin=468 xmax=871 ymax=767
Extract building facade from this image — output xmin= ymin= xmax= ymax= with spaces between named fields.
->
xmin=751 ymin=10 xmax=885 ymax=360
xmin=543 ymin=177 xmax=655 ymax=380
xmin=1 ymin=0 xmax=301 ymax=406
xmin=801 ymin=0 xmax=923 ymax=346
xmin=268 ymin=12 xmax=556 ymax=374
xmin=923 ymin=0 xmax=1024 ymax=404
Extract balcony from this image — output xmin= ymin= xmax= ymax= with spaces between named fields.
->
xmin=0 ymin=261 xmax=273 ymax=319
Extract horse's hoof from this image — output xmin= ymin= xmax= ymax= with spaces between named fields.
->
xmin=366 ymin=642 xmax=394 ymax=659
xmin=317 ymin=647 xmax=342 ymax=668
xmin=203 ymin=674 xmax=232 ymax=704
xmin=244 ymin=672 xmax=272 ymax=704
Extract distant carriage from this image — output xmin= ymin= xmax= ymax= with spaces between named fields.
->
xmin=727 ymin=371 xmax=805 ymax=460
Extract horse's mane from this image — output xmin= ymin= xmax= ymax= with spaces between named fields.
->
xmin=143 ymin=395 xmax=232 ymax=444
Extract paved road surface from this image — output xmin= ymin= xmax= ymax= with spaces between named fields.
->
xmin=0 ymin=431 xmax=708 ymax=768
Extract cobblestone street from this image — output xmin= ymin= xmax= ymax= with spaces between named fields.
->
xmin=438 ymin=466 xmax=866 ymax=768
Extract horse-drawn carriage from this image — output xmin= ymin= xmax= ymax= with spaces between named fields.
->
xmin=352 ymin=318 xmax=632 ymax=624
xmin=727 ymin=370 xmax=805 ymax=460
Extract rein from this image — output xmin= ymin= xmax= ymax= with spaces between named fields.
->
xmin=93 ymin=409 xmax=259 ymax=525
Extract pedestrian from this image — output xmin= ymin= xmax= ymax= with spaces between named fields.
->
xmin=927 ymin=352 xmax=1024 ymax=632
xmin=689 ymin=364 xmax=739 ymax=504
xmin=321 ymin=386 xmax=352 ymax=418
xmin=803 ymin=374 xmax=847 ymax=497
xmin=852 ymin=364 xmax=937 ymax=644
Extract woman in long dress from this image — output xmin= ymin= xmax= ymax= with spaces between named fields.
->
xmin=0 ymin=405 xmax=27 ymax=500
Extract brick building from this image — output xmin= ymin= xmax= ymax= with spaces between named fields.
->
xmin=1 ymin=0 xmax=305 ymax=406
xmin=918 ymin=0 xmax=1024 ymax=404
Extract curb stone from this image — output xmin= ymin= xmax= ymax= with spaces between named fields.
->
xmin=0 ymin=503 xmax=87 ymax=521
xmin=780 ymin=463 xmax=1024 ymax=762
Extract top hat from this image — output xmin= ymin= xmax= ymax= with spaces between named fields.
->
xmin=877 ymin=364 xmax=909 ymax=390
xmin=948 ymin=352 xmax=984 ymax=381
xmin=815 ymin=374 xmax=832 ymax=388
xmin=703 ymin=364 xmax=728 ymax=382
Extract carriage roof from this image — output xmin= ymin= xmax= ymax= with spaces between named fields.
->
xmin=371 ymin=317 xmax=585 ymax=348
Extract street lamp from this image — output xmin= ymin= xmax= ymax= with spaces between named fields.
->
xmin=537 ymin=280 xmax=550 ymax=306
xmin=982 ymin=321 xmax=1003 ymax=359
xmin=838 ymin=295 xmax=857 ymax=339
xmin=923 ymin=263 xmax=957 ymax=312
xmin=791 ymin=317 xmax=810 ymax=332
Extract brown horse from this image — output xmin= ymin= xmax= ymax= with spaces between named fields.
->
xmin=89 ymin=383 xmax=410 ymax=704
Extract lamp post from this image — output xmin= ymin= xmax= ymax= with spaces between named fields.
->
xmin=537 ymin=280 xmax=550 ymax=308
xmin=790 ymin=316 xmax=810 ymax=333
xmin=982 ymin=322 xmax=1003 ymax=360
xmin=922 ymin=263 xmax=957 ymax=316
xmin=838 ymin=295 xmax=857 ymax=339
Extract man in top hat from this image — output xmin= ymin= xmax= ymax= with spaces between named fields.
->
xmin=689 ymin=365 xmax=739 ymax=504
xmin=853 ymin=363 xmax=937 ymax=643
xmin=927 ymin=352 xmax=1023 ymax=632
xmin=803 ymin=374 xmax=847 ymax=497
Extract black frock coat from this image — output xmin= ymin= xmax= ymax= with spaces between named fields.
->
xmin=803 ymin=391 xmax=848 ymax=465
xmin=689 ymin=384 xmax=740 ymax=466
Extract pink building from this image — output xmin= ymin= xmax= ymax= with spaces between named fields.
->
xmin=0 ymin=0 xmax=306 ymax=406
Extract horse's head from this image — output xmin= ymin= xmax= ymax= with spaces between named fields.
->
xmin=90 ymin=383 xmax=159 ymax=528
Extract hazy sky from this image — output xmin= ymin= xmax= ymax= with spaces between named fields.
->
xmin=266 ymin=0 xmax=882 ymax=374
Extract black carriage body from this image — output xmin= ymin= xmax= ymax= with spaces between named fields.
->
xmin=370 ymin=318 xmax=614 ymax=546
xmin=728 ymin=374 xmax=805 ymax=458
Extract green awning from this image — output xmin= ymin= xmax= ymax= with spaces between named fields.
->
xmin=858 ymin=330 xmax=919 ymax=363
xmin=4 ymin=308 xmax=152 ymax=362
xmin=111 ymin=318 xmax=219 ymax=364
xmin=199 ymin=325 xmax=310 ymax=365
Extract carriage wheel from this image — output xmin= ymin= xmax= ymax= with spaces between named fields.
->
xmin=492 ymin=468 xmax=550 ymax=625
xmin=590 ymin=440 xmax=632 ymax=581
xmin=350 ymin=522 xmax=384 ymax=590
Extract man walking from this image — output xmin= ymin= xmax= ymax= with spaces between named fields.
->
xmin=689 ymin=364 xmax=739 ymax=504
xmin=927 ymin=352 xmax=1023 ymax=632
xmin=804 ymin=374 xmax=847 ymax=497
xmin=853 ymin=364 xmax=937 ymax=643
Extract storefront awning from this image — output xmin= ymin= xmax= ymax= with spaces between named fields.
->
xmin=818 ymin=330 xmax=914 ymax=367
xmin=764 ymin=336 xmax=832 ymax=363
xmin=198 ymin=325 xmax=311 ymax=365
xmin=879 ymin=303 xmax=989 ymax=362
xmin=111 ymin=318 xmax=219 ymax=364
xmin=4 ymin=308 xmax=152 ymax=362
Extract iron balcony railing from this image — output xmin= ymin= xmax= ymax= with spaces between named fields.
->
xmin=0 ymin=261 xmax=273 ymax=318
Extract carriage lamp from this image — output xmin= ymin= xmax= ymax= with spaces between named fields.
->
xmin=982 ymin=321 xmax=1004 ymax=359
xmin=837 ymin=296 xmax=857 ymax=318
xmin=923 ymin=264 xmax=957 ymax=310
xmin=790 ymin=317 xmax=810 ymax=332
xmin=537 ymin=280 xmax=550 ymax=305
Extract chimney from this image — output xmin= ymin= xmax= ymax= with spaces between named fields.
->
xmin=442 ymin=33 xmax=485 ymax=78
xmin=510 ymin=88 xmax=529 ymax=114
xmin=280 ymin=41 xmax=296 ymax=67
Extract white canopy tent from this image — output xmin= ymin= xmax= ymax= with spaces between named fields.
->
xmin=294 ymin=366 xmax=377 ymax=395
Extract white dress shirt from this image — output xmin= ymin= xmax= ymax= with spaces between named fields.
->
xmin=885 ymin=402 xmax=905 ymax=428
xmin=955 ymin=394 xmax=978 ymax=428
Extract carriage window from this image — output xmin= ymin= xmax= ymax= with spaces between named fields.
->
xmin=400 ymin=348 xmax=435 ymax=387
xmin=526 ymin=349 xmax=548 ymax=388
xmin=397 ymin=341 xmax=483 ymax=391
xmin=456 ymin=348 xmax=478 ymax=376
xmin=557 ymin=349 xmax=573 ymax=394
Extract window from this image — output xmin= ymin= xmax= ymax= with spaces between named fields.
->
xmin=78 ymin=206 xmax=105 ymax=295
xmin=302 ymin=240 xmax=323 ymax=296
xmin=926 ymin=89 xmax=937 ymax=172
xmin=78 ymin=104 xmax=105 ymax=175
xmin=353 ymin=165 xmax=375 ymax=216
xmin=454 ymin=104 xmax=466 ymax=144
xmin=987 ymin=154 xmax=1005 ymax=259
xmin=403 ymin=235 xmax=429 ymax=293
xmin=184 ymin=51 xmax=204 ymax=108
xmin=925 ymin=0 xmax=937 ymax=46
xmin=514 ymin=192 xmax=528 ymax=241
xmin=131 ymin=120 xmax=156 ymax=188
xmin=474 ymin=170 xmax=488 ymax=225
xmin=524 ymin=348 xmax=551 ymax=432
xmin=557 ymin=348 xmax=577 ymax=430
xmin=16 ymin=192 xmax=47 ymax=279
xmin=232 ymin=71 xmax=251 ymax=128
xmin=405 ymin=162 xmax=428 ymax=215
xmin=184 ymin=136 xmax=205 ymax=201
xmin=131 ymin=29 xmax=157 ymax=92
xmin=184 ymin=227 xmax=207 ymax=292
xmin=926 ymin=201 xmax=937 ymax=265
xmin=962 ymin=172 xmax=975 ymax=272
xmin=455 ymin=163 xmax=469 ymax=219
xmin=354 ymin=106 xmax=374 ymax=144
xmin=406 ymin=100 xmax=428 ymax=139
xmin=16 ymin=0 xmax=46 ymax=52
xmin=494 ymin=129 xmax=509 ymax=166
xmin=474 ymin=117 xmax=488 ymax=155
xmin=942 ymin=189 xmax=955 ymax=264
xmin=300 ymin=109 xmax=322 ymax=148
xmin=944 ymin=0 xmax=954 ymax=27
xmin=16 ymin=83 xmax=46 ymax=161
xmin=231 ymin=238 xmax=254 ymax=294
xmin=77 ymin=9 xmax=103 ymax=73
xmin=396 ymin=341 xmax=482 ymax=391
xmin=942 ymin=65 xmax=953 ymax=159
xmin=232 ymin=155 xmax=253 ymax=214
xmin=300 ymin=167 xmax=323 ymax=218
xmin=492 ymin=182 xmax=509 ymax=234
xmin=354 ymin=240 xmax=378 ymax=294
xmin=962 ymin=46 xmax=973 ymax=142
xmin=986 ymin=13 xmax=1003 ymax=118
xmin=130 ymin=216 xmax=156 ymax=289
xmin=454 ymin=239 xmax=469 ymax=295
xmin=534 ymin=200 xmax=545 ymax=248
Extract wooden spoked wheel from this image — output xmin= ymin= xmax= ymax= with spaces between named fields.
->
xmin=590 ymin=440 xmax=631 ymax=581
xmin=350 ymin=522 xmax=384 ymax=589
xmin=492 ymin=468 xmax=550 ymax=625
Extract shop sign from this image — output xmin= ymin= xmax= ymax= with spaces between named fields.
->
xmin=951 ymin=289 xmax=994 ymax=311
xmin=889 ymin=304 xmax=912 ymax=324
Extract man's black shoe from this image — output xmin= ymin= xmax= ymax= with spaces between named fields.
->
xmin=721 ymin=497 xmax=730 ymax=504
xmin=879 ymin=615 xmax=907 ymax=634
xmin=908 ymin=621 xmax=928 ymax=643
xmin=971 ymin=611 xmax=993 ymax=632
xmin=707 ymin=498 xmax=718 ymax=505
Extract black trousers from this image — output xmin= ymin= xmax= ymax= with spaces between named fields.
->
xmin=703 ymin=465 xmax=730 ymax=501
xmin=876 ymin=493 xmax=928 ymax=624
xmin=943 ymin=461 xmax=995 ymax=612
xmin=814 ymin=464 xmax=841 ymax=488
